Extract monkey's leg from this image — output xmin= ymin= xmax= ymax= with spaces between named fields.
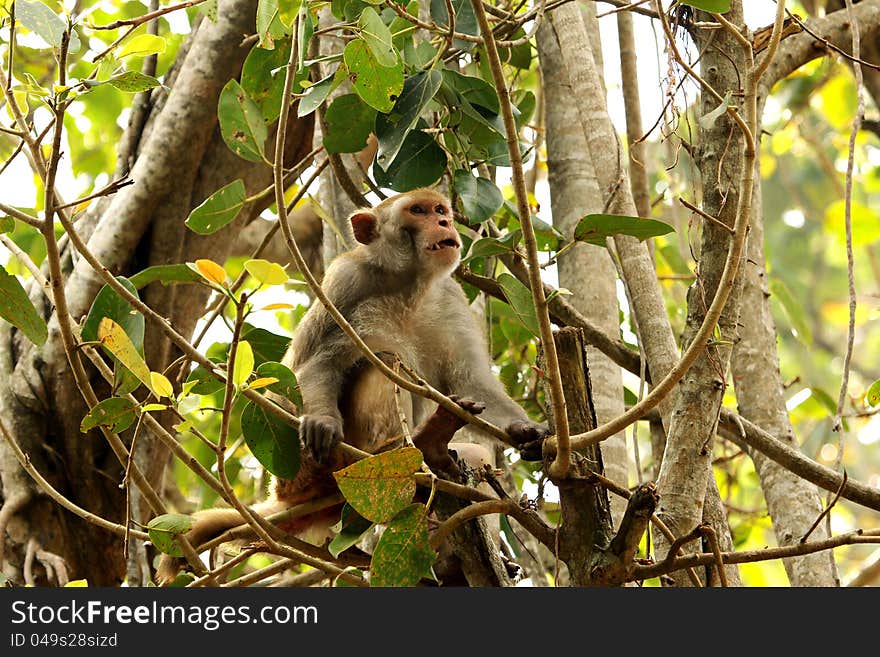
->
xmin=411 ymin=396 xmax=493 ymax=473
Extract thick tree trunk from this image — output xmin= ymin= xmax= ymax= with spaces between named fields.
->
xmin=654 ymin=4 xmax=749 ymax=587
xmin=537 ymin=9 xmax=629 ymax=527
xmin=730 ymin=126 xmax=839 ymax=588
xmin=0 ymin=0 xmax=314 ymax=586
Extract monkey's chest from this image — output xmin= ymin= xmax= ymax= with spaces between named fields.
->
xmin=357 ymin=301 xmax=441 ymax=371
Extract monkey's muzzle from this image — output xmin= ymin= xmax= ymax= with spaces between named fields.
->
xmin=427 ymin=239 xmax=461 ymax=251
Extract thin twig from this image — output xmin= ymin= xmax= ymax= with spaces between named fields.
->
xmin=678 ymin=197 xmax=733 ymax=235
xmin=802 ymin=471 xmax=848 ymax=544
xmin=90 ymin=0 xmax=206 ymax=30
xmin=700 ymin=525 xmax=729 ymax=587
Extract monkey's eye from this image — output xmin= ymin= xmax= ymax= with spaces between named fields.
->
xmin=435 ymin=205 xmax=446 ymax=214
xmin=410 ymin=205 xmax=425 ymax=214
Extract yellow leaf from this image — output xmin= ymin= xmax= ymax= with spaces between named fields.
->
xmin=65 ymin=579 xmax=89 ymax=587
xmin=244 ymin=258 xmax=289 ymax=286
xmin=260 ymin=302 xmax=295 ymax=311
xmin=74 ymin=199 xmax=92 ymax=214
xmin=141 ymin=403 xmax=167 ymax=412
xmin=195 ymin=259 xmax=227 ymax=285
xmin=98 ymin=318 xmax=152 ymax=390
xmin=150 ymin=371 xmax=174 ymax=399
xmin=245 ymin=376 xmax=279 ymax=391
xmin=232 ymin=341 xmax=254 ymax=388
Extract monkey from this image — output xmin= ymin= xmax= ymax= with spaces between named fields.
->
xmin=156 ymin=188 xmax=547 ymax=584
xmin=290 ymin=187 xmax=548 ymax=462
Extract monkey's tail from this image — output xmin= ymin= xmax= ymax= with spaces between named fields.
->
xmin=155 ymin=499 xmax=286 ymax=585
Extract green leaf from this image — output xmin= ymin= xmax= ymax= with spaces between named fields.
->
xmin=0 ymin=216 xmax=14 ymax=233
xmin=442 ymin=69 xmax=499 ymax=114
xmin=218 ymin=80 xmax=268 ymax=162
xmin=82 ymin=277 xmax=144 ymax=347
xmin=298 ymin=73 xmax=336 ymax=117
xmin=106 ymin=71 xmax=162 ymax=93
xmin=681 ymin=0 xmax=731 ymax=12
xmin=147 ymin=514 xmax=195 ymax=557
xmin=244 ymin=259 xmax=288 ymax=285
xmin=80 ymin=397 xmax=138 ymax=433
xmin=866 ymin=379 xmax=880 ymax=407
xmin=462 ymin=231 xmax=521 ymax=263
xmin=329 ymin=505 xmax=374 ymax=558
xmin=375 ymin=70 xmax=443 ymax=168
xmin=574 ymin=214 xmax=675 ymax=247
xmin=498 ymin=28 xmax=532 ymax=69
xmin=430 ymin=0 xmax=478 ymax=50
xmin=322 ymin=93 xmax=376 ymax=153
xmin=16 ymin=0 xmax=80 ymax=52
xmin=118 ymin=34 xmax=167 ymax=59
xmin=241 ymin=401 xmax=301 ymax=479
xmin=497 ymin=272 xmax=539 ymax=337
xmin=241 ymin=38 xmax=292 ymax=123
xmin=185 ymin=363 xmax=225 ymax=395
xmin=280 ymin=0 xmax=303 ymax=24
xmin=256 ymin=0 xmax=291 ymax=49
xmin=241 ymin=325 xmax=291 ymax=365
xmin=370 ymin=504 xmax=436 ymax=587
xmin=343 ymin=39 xmax=404 ymax=113
xmin=373 ymin=130 xmax=446 ymax=192
xmin=769 ymin=278 xmax=813 ymax=345
xmin=0 ymin=265 xmax=47 ymax=346
xmin=129 ymin=264 xmax=203 ymax=289
xmin=232 ymin=341 xmax=255 ymax=388
xmin=255 ymin=362 xmax=301 ymax=408
xmin=358 ymin=7 xmax=397 ymax=68
xmin=185 ymin=179 xmax=246 ymax=235
xmin=333 ymin=447 xmax=422 ymax=523
xmin=453 ymin=171 xmax=504 ymax=223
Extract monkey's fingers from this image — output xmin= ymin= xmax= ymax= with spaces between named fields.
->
xmin=300 ymin=415 xmax=344 ymax=464
xmin=506 ymin=420 xmax=550 ymax=461
xmin=448 ymin=394 xmax=486 ymax=415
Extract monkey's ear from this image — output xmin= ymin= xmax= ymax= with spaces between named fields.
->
xmin=350 ymin=211 xmax=378 ymax=244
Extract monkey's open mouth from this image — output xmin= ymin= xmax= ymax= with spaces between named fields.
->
xmin=428 ymin=239 xmax=460 ymax=252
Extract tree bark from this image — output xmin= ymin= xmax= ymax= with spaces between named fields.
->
xmin=537 ymin=9 xmax=628 ymax=527
xmin=0 ymin=0 xmax=316 ymax=585
xmin=653 ymin=3 xmax=750 ymax=586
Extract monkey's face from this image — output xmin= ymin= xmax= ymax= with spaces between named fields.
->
xmin=384 ymin=190 xmax=461 ymax=275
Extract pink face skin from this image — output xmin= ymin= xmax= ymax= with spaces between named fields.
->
xmin=395 ymin=191 xmax=461 ymax=270
xmin=349 ymin=190 xmax=462 ymax=275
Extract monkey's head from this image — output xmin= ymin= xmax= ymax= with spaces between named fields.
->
xmin=350 ymin=189 xmax=461 ymax=277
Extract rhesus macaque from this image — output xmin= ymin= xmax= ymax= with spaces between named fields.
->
xmin=157 ymin=188 xmax=547 ymax=584
xmin=290 ymin=187 xmax=547 ymax=462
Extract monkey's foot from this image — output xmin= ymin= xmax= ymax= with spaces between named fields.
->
xmin=412 ymin=396 xmax=485 ymax=472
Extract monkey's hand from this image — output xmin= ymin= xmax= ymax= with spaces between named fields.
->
xmin=300 ymin=414 xmax=344 ymax=463
xmin=506 ymin=420 xmax=550 ymax=461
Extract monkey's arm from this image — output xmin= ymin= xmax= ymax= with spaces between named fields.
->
xmin=286 ymin=257 xmax=368 ymax=460
xmin=435 ymin=283 xmax=549 ymax=458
